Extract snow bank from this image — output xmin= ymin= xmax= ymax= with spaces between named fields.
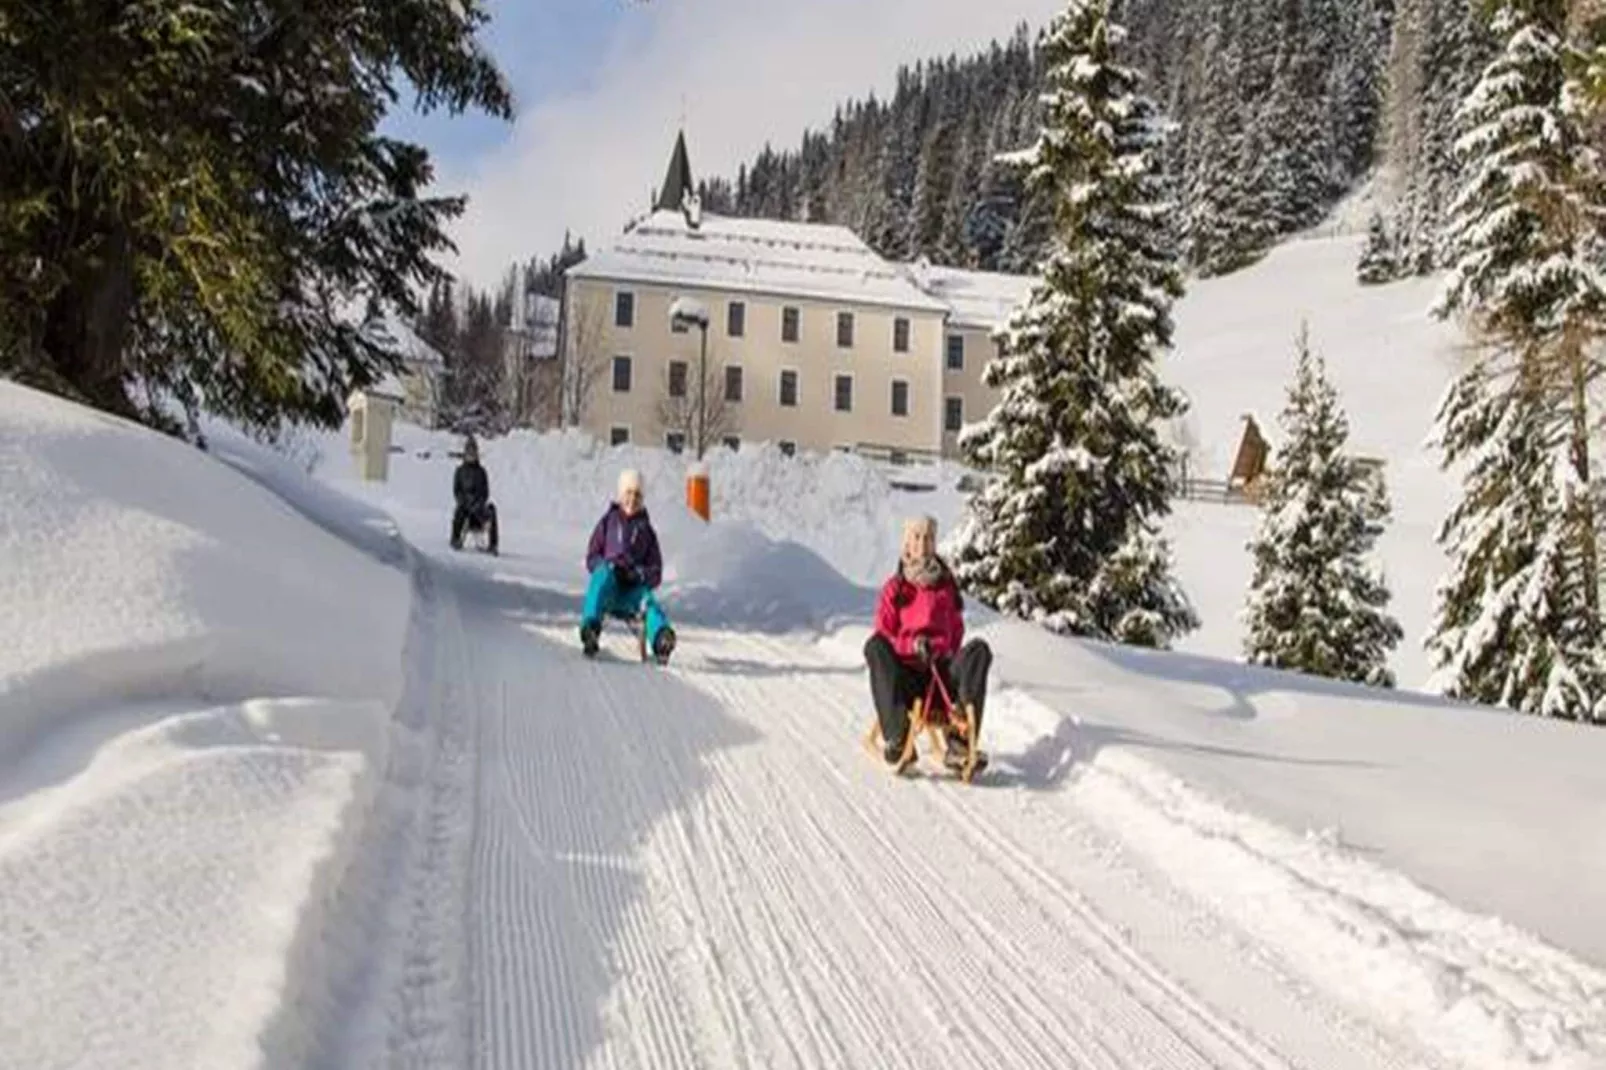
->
xmin=0 ymin=381 xmax=411 ymax=1069
xmin=1064 ymin=717 xmax=1606 ymax=1070
xmin=660 ymin=519 xmax=874 ymax=634
xmin=303 ymin=421 xmax=939 ymax=590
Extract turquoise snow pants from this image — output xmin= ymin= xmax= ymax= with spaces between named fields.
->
xmin=582 ymin=564 xmax=671 ymax=647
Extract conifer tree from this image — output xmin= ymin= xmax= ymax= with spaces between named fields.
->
xmin=1427 ymin=0 xmax=1606 ymax=720
xmin=1357 ymin=211 xmax=1400 ymax=284
xmin=952 ymin=0 xmax=1197 ymax=648
xmin=1242 ymin=325 xmax=1401 ymax=686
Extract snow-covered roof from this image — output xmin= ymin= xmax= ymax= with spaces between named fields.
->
xmin=904 ymin=261 xmax=1037 ymax=331
xmin=569 ymin=209 xmax=949 ymax=314
xmin=362 ymin=311 xmax=446 ymax=369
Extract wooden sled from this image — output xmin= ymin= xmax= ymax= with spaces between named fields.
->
xmin=861 ymin=666 xmax=983 ymax=783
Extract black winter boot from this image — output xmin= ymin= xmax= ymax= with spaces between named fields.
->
xmin=652 ymin=626 xmax=676 ymax=665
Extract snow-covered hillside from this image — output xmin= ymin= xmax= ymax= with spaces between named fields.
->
xmin=1161 ymin=231 xmax=1463 ymax=689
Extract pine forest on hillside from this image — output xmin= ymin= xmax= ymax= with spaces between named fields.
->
xmin=652 ymin=0 xmax=1493 ymax=283
xmin=439 ymin=0 xmax=1506 ymax=433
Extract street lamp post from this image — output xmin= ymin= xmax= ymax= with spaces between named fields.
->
xmin=669 ymin=299 xmax=712 ymax=458
xmin=670 ymin=298 xmax=713 ymax=520
xmin=694 ymin=319 xmax=709 ymax=460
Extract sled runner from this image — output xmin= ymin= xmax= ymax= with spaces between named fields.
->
xmin=862 ymin=665 xmax=984 ymax=783
xmin=459 ymin=523 xmax=496 ymax=554
xmin=581 ymin=610 xmax=675 ymax=666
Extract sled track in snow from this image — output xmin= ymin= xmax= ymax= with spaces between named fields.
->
xmin=445 ymin=591 xmax=1437 ymax=1070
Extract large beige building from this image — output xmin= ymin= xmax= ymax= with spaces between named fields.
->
xmin=561 ymin=135 xmax=1034 ymax=462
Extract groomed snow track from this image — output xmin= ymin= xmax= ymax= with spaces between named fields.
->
xmin=309 ymin=552 xmax=1454 ymax=1070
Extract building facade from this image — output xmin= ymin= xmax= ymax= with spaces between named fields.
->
xmin=561 ymin=135 xmax=1035 ymax=462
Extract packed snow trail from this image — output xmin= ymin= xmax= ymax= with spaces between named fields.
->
xmin=344 ymin=549 xmax=1446 ymax=1070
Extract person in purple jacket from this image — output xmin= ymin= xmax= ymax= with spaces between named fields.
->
xmin=580 ymin=468 xmax=676 ymax=663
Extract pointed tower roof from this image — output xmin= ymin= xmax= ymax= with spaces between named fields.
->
xmin=654 ymin=130 xmax=694 ymax=212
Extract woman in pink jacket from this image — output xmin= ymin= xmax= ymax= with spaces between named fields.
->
xmin=864 ymin=515 xmax=991 ymax=773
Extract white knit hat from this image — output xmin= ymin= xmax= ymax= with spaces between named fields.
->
xmin=902 ymin=515 xmax=937 ymax=542
xmin=617 ymin=468 xmax=644 ymax=499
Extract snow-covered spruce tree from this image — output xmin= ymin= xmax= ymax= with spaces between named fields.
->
xmin=1356 ymin=211 xmax=1400 ymax=284
xmin=1242 ymin=325 xmax=1402 ymax=687
xmin=1427 ymin=0 xmax=1606 ymax=721
xmin=952 ymin=0 xmax=1197 ymax=648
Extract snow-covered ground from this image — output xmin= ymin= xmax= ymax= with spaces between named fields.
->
xmin=0 ymin=381 xmax=411 ymax=1068
xmin=3 ymin=231 xmax=1605 ymax=1070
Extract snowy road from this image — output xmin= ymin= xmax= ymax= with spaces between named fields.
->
xmin=336 ymin=551 xmax=1446 ymax=1070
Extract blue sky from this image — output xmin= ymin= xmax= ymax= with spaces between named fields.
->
xmin=412 ymin=0 xmax=1064 ymax=288
xmin=384 ymin=0 xmax=623 ymax=173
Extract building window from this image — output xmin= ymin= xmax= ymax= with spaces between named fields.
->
xmin=722 ymin=435 xmax=741 ymax=452
xmin=946 ymin=334 xmax=965 ymax=371
xmin=610 ymin=425 xmax=630 ymax=446
xmin=666 ymin=432 xmax=686 ymax=454
xmin=671 ymin=314 xmax=688 ymax=334
xmin=615 ymin=291 xmax=634 ymax=328
xmin=668 ymin=360 xmax=687 ymax=398
xmin=727 ymin=301 xmax=745 ymax=337
xmin=945 ymin=396 xmax=964 ymax=433
xmin=890 ymin=379 xmax=909 ymax=417
xmin=894 ymin=317 xmax=910 ymax=353
xmin=779 ymin=440 xmax=797 ymax=458
xmin=836 ymin=311 xmax=854 ymax=348
xmin=834 ymin=374 xmax=853 ymax=412
xmin=612 ymin=355 xmax=632 ymax=393
xmin=725 ymin=365 xmax=744 ymax=403
xmin=778 ymin=369 xmax=799 ymax=407
xmin=782 ymin=306 xmax=800 ymax=343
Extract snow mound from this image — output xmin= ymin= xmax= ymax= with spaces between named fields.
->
xmin=1 ymin=382 xmax=408 ymax=748
xmin=306 ymin=423 xmax=931 ymax=588
xmin=0 ymin=381 xmax=411 ymax=1069
xmin=661 ymin=520 xmax=876 ymax=635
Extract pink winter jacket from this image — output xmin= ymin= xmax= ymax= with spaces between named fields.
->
xmin=874 ymin=562 xmax=965 ymax=663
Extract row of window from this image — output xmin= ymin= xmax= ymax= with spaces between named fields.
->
xmin=608 ymin=412 xmax=970 ymax=454
xmin=614 ymin=290 xmax=974 ymax=369
xmin=610 ymin=355 xmax=958 ymax=420
xmin=607 ymin=427 xmax=799 ymax=455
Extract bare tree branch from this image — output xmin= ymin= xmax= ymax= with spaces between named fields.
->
xmin=562 ymin=300 xmax=607 ymax=428
xmin=656 ymin=357 xmax=739 ymax=455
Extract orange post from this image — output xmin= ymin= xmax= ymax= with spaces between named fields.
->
xmin=686 ymin=462 xmax=710 ymax=521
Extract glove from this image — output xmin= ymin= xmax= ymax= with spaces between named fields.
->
xmin=612 ymin=562 xmax=639 ymax=587
xmin=913 ymin=635 xmax=932 ymax=664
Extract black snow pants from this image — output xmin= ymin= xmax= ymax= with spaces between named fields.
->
xmin=863 ymin=633 xmax=992 ymax=747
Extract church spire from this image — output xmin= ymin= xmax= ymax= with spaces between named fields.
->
xmin=654 ymin=130 xmax=694 ymax=213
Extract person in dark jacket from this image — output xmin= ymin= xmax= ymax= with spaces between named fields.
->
xmin=865 ymin=515 xmax=991 ymax=774
xmin=450 ymin=436 xmax=498 ymax=553
xmin=580 ymin=468 xmax=676 ymax=662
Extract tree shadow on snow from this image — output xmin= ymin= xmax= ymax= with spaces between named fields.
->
xmin=453 ymin=616 xmax=762 ymax=1068
xmin=266 ymin=558 xmax=766 ymax=1069
xmin=992 ymin=714 xmax=1380 ymax=795
xmin=1080 ymin=640 xmax=1472 ymax=719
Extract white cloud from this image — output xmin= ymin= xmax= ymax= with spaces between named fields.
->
xmin=442 ymin=0 xmax=1063 ymax=289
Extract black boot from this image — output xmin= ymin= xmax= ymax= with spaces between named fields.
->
xmin=580 ymin=621 xmax=600 ymax=657
xmin=652 ymin=626 xmax=676 ymax=665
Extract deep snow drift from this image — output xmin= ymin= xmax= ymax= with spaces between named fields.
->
xmin=0 ymin=381 xmax=410 ymax=1069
